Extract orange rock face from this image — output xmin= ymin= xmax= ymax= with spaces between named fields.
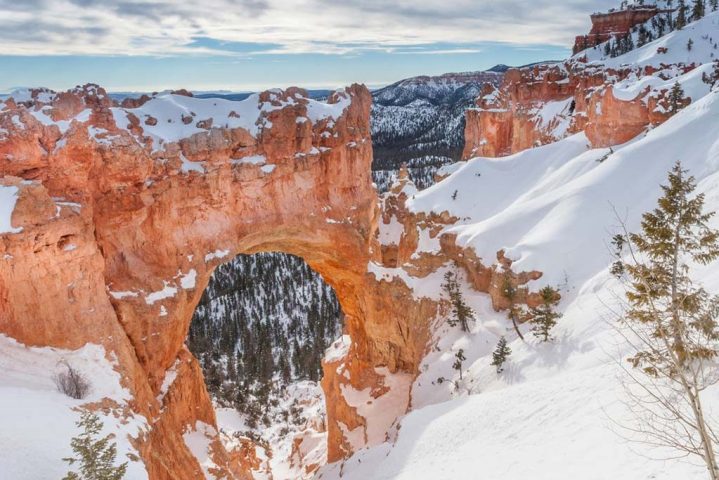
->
xmin=0 ymin=83 xmax=388 ymax=479
xmin=0 ymin=83 xmax=561 ymax=479
xmin=462 ymin=58 xmax=696 ymax=160
xmin=573 ymin=7 xmax=662 ymax=54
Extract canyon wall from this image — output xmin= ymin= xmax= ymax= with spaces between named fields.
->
xmin=462 ymin=25 xmax=697 ymax=160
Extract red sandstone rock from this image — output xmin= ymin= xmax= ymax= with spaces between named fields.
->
xmin=573 ymin=6 xmax=664 ymax=54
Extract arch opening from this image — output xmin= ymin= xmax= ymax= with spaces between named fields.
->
xmin=187 ymin=251 xmax=345 ymax=478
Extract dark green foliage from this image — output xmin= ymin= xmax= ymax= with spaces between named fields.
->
xmin=667 ymin=82 xmax=687 ymax=116
xmin=677 ymin=0 xmax=688 ymax=29
xmin=187 ymin=252 xmax=343 ymax=426
xmin=442 ymin=270 xmax=475 ymax=332
xmin=692 ymin=0 xmax=706 ymax=20
xmin=453 ymin=349 xmax=466 ymax=380
xmin=491 ymin=337 xmax=512 ymax=374
xmin=702 ymin=60 xmax=719 ymax=88
xmin=529 ymin=287 xmax=562 ymax=342
xmin=501 ymin=274 xmax=525 ymax=341
xmin=63 ymin=410 xmax=127 ymax=480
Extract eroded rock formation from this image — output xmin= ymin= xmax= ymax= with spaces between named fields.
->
xmin=0 ymin=83 xmax=554 ymax=478
xmin=462 ymin=38 xmax=697 ymax=160
xmin=572 ymin=6 xmax=663 ymax=54
xmin=0 ymin=83 xmax=399 ymax=478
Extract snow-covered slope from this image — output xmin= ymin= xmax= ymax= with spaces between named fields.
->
xmin=579 ymin=8 xmax=719 ymax=67
xmin=321 ymin=87 xmax=719 ymax=480
xmin=0 ymin=336 xmax=149 ymax=479
xmin=320 ymin=12 xmax=719 ymax=480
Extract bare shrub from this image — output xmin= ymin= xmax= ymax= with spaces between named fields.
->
xmin=54 ymin=361 xmax=91 ymax=399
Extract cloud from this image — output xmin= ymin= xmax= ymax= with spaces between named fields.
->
xmin=0 ymin=0 xmax=622 ymax=56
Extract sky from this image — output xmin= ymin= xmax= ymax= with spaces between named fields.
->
xmin=0 ymin=0 xmax=623 ymax=93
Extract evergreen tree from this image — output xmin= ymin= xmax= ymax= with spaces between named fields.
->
xmin=453 ymin=349 xmax=466 ymax=380
xmin=612 ymin=162 xmax=719 ymax=479
xmin=677 ymin=0 xmax=689 ymax=29
xmin=63 ymin=411 xmax=127 ymax=480
xmin=442 ymin=270 xmax=475 ymax=332
xmin=668 ymin=81 xmax=688 ymax=116
xmin=712 ymin=0 xmax=718 ymax=11
xmin=692 ymin=0 xmax=706 ymax=20
xmin=688 ymin=38 xmax=695 ymax=51
xmin=501 ymin=274 xmax=525 ymax=341
xmin=491 ymin=337 xmax=512 ymax=374
xmin=529 ymin=286 xmax=562 ymax=342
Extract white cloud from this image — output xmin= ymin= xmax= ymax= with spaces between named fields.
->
xmin=0 ymin=0 xmax=623 ymax=56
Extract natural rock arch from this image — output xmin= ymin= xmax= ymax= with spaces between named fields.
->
xmin=0 ymin=84 xmax=435 ymax=478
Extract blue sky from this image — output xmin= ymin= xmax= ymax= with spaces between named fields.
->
xmin=0 ymin=0 xmax=621 ymax=93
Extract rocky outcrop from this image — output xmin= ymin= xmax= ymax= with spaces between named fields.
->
xmin=462 ymin=52 xmax=694 ymax=160
xmin=573 ymin=6 xmax=663 ymax=54
xmin=0 ymin=83 xmax=559 ymax=479
xmin=0 ymin=83 xmax=389 ymax=479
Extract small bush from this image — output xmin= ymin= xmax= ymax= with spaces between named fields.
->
xmin=54 ymin=361 xmax=91 ymax=399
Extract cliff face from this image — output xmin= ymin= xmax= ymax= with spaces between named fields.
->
xmin=573 ymin=7 xmax=661 ymax=54
xmin=462 ymin=40 xmax=698 ymax=160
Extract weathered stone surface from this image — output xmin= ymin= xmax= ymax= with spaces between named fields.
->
xmin=0 ymin=82 xmax=555 ymax=479
xmin=0 ymin=83 xmax=388 ymax=479
xmin=573 ymin=6 xmax=664 ymax=54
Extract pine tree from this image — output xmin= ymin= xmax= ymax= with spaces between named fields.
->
xmin=491 ymin=337 xmax=512 ymax=374
xmin=442 ymin=270 xmax=475 ymax=332
xmin=453 ymin=349 xmax=466 ymax=380
xmin=668 ymin=81 xmax=688 ymax=116
xmin=501 ymin=274 xmax=525 ymax=341
xmin=63 ymin=410 xmax=127 ymax=480
xmin=529 ymin=286 xmax=562 ymax=342
xmin=612 ymin=162 xmax=719 ymax=479
xmin=677 ymin=0 xmax=689 ymax=29
xmin=712 ymin=0 xmax=718 ymax=11
xmin=688 ymin=38 xmax=695 ymax=51
xmin=692 ymin=0 xmax=706 ymax=20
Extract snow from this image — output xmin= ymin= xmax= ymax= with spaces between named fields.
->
xmin=157 ymin=359 xmax=180 ymax=403
xmin=339 ymin=367 xmax=413 ymax=448
xmin=183 ymin=421 xmax=220 ymax=479
xmin=204 ymin=249 xmax=230 ymax=262
xmin=532 ymin=97 xmax=574 ymax=138
xmin=179 ymin=269 xmax=197 ymax=290
xmin=180 ymin=153 xmax=205 ymax=174
xmin=580 ymin=11 xmax=719 ymax=70
xmin=0 ymin=184 xmax=22 ymax=234
xmin=144 ymin=282 xmax=178 ymax=305
xmin=231 ymin=154 xmax=266 ymax=166
xmin=305 ymin=91 xmax=351 ymax=123
xmin=378 ymin=214 xmax=403 ymax=246
xmin=215 ymin=380 xmax=327 ymax=480
xmin=108 ymin=290 xmax=139 ymax=300
xmin=321 ymin=78 xmax=719 ymax=480
xmin=108 ymin=88 xmax=353 ymax=153
xmin=0 ymin=335 xmax=148 ymax=480
xmin=325 ymin=335 xmax=351 ymax=363
xmin=30 ymin=108 xmax=91 ymax=135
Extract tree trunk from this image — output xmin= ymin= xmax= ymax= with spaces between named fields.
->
xmin=511 ymin=311 xmax=525 ymax=342
xmin=689 ymin=387 xmax=719 ymax=480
